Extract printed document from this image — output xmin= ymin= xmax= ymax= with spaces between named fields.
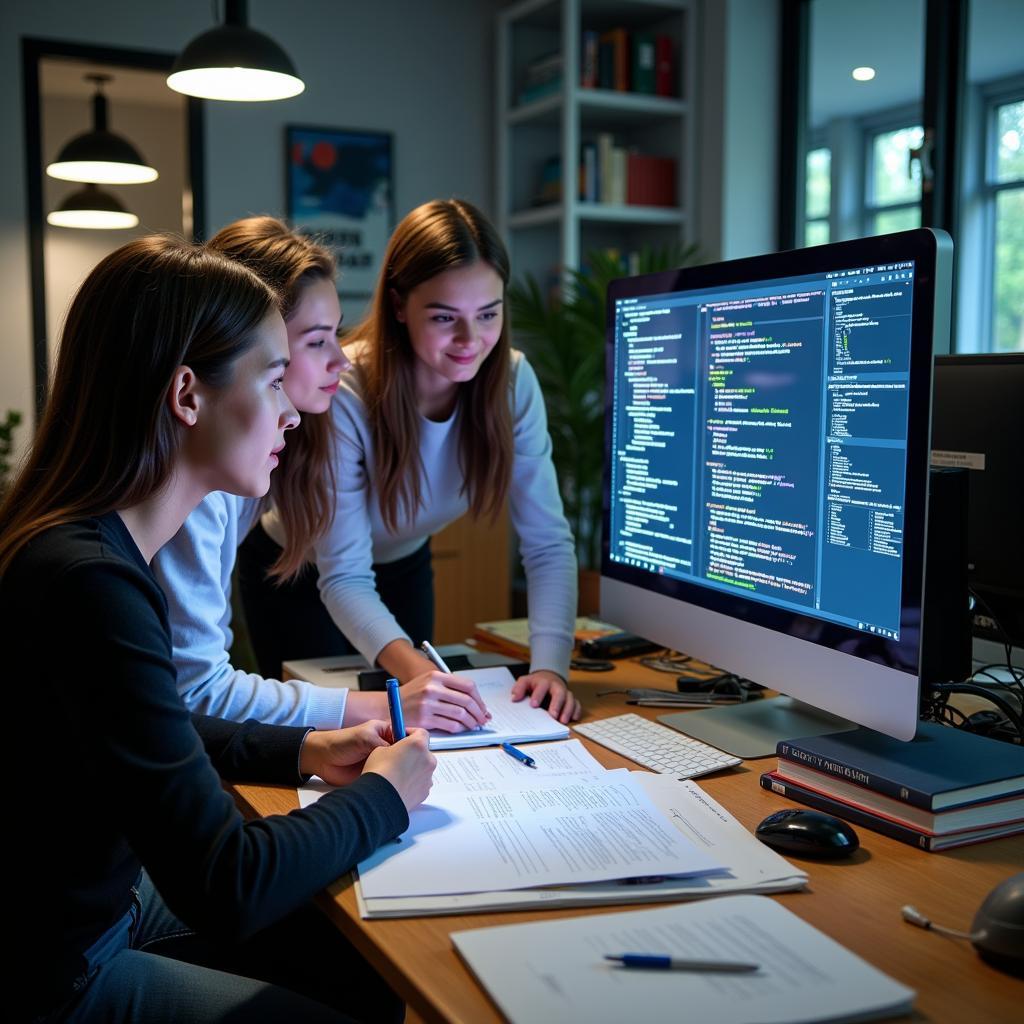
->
xmin=355 ymin=774 xmax=807 ymax=918
xmin=356 ymin=768 xmax=724 ymax=898
xmin=452 ymin=894 xmax=915 ymax=1024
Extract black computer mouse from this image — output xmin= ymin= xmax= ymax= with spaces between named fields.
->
xmin=971 ymin=872 xmax=1024 ymax=976
xmin=755 ymin=808 xmax=860 ymax=859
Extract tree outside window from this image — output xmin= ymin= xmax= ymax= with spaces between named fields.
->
xmin=866 ymin=126 xmax=923 ymax=236
xmin=992 ymin=99 xmax=1024 ymax=351
xmin=804 ymin=147 xmax=830 ymax=247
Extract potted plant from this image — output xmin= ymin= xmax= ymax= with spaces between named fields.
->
xmin=509 ymin=243 xmax=699 ymax=610
xmin=0 ymin=409 xmax=22 ymax=498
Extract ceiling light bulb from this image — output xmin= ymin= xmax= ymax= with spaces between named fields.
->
xmin=852 ymin=67 xmax=876 ymax=82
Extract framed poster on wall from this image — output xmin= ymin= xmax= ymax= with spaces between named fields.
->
xmin=286 ymin=125 xmax=393 ymax=296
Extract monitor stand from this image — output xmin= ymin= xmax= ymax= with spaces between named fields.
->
xmin=658 ymin=696 xmax=859 ymax=759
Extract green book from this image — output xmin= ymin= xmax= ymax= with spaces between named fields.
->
xmin=632 ymin=32 xmax=656 ymax=93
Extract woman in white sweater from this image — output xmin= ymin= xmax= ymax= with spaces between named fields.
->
xmin=239 ymin=200 xmax=582 ymax=722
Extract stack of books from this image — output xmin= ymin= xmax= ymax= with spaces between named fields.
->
xmin=760 ymin=721 xmax=1024 ymax=851
xmin=579 ymin=134 xmax=676 ymax=207
xmin=580 ymin=28 xmax=675 ymax=96
xmin=517 ymin=51 xmax=562 ymax=106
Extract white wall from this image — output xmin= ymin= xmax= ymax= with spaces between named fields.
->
xmin=0 ymin=0 xmax=501 ymax=457
xmin=697 ymin=0 xmax=780 ymax=264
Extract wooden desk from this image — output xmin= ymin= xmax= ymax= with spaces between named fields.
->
xmin=233 ymin=662 xmax=1023 ymax=1023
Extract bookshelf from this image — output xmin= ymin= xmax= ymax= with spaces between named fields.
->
xmin=496 ymin=0 xmax=696 ymax=290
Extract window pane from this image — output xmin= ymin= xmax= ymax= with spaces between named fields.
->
xmin=805 ymin=219 xmax=830 ymax=247
xmin=993 ymin=186 xmax=1024 ymax=351
xmin=872 ymin=205 xmax=921 ymax=235
xmin=996 ymin=100 xmax=1024 ymax=184
xmin=872 ymin=126 xmax=924 ymax=205
xmin=805 ymin=147 xmax=831 ymax=219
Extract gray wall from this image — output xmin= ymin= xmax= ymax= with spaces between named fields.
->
xmin=1 ymin=0 xmax=501 ymax=455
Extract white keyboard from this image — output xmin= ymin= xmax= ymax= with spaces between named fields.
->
xmin=573 ymin=713 xmax=741 ymax=778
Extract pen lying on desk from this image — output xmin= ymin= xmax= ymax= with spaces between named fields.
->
xmin=501 ymin=742 xmax=537 ymax=768
xmin=604 ymin=954 xmax=760 ymax=972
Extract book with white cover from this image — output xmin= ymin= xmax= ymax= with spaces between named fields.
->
xmin=451 ymin=895 xmax=915 ymax=1024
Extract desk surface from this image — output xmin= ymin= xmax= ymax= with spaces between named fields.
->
xmin=234 ymin=663 xmax=1023 ymax=1024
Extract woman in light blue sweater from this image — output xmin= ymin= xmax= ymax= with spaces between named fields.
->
xmin=153 ymin=217 xmax=490 ymax=734
xmin=239 ymin=200 xmax=582 ymax=722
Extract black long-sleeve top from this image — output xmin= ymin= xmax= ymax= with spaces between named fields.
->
xmin=4 ymin=512 xmax=408 ymax=1005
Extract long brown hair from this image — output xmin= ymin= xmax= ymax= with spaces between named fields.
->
xmin=208 ymin=216 xmax=338 ymax=580
xmin=0 ymin=236 xmax=276 ymax=576
xmin=356 ymin=199 xmax=513 ymax=532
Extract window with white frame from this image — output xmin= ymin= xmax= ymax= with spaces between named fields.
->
xmin=989 ymin=95 xmax=1024 ymax=351
xmin=865 ymin=124 xmax=924 ymax=236
xmin=804 ymin=146 xmax=831 ymax=246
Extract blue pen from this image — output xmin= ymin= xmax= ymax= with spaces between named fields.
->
xmin=385 ymin=677 xmax=406 ymax=741
xmin=501 ymin=741 xmax=537 ymax=768
xmin=604 ymin=954 xmax=759 ymax=973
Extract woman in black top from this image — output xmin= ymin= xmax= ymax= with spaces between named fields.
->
xmin=0 ymin=237 xmax=435 ymax=1023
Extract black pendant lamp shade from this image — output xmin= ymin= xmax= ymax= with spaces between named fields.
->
xmin=47 ymin=183 xmax=139 ymax=230
xmin=46 ymin=75 xmax=158 ymax=185
xmin=168 ymin=0 xmax=304 ymax=101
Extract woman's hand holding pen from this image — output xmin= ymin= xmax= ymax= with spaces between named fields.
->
xmin=299 ymin=720 xmax=393 ymax=786
xmin=511 ymin=670 xmax=582 ymax=723
xmin=400 ymin=670 xmax=492 ymax=733
xmin=363 ymin=728 xmax=436 ymax=811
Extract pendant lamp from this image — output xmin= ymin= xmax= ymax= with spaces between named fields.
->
xmin=168 ymin=0 xmax=304 ymax=102
xmin=47 ymin=183 xmax=139 ymax=230
xmin=46 ymin=74 xmax=158 ymax=185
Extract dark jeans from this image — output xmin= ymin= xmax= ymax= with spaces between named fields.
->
xmin=44 ymin=871 xmax=403 ymax=1024
xmin=237 ymin=522 xmax=435 ymax=678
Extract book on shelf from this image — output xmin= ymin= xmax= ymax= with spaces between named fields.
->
xmin=761 ymin=771 xmax=1024 ymax=852
xmin=776 ymin=721 xmax=1024 ymax=811
xmin=655 ymin=34 xmax=675 ymax=96
xmin=533 ymin=155 xmax=561 ymax=206
xmin=599 ymin=27 xmax=630 ymax=91
xmin=579 ymin=141 xmax=598 ymax=202
xmin=580 ymin=29 xmax=599 ymax=88
xmin=631 ymin=32 xmax=656 ymax=93
xmin=516 ymin=51 xmax=562 ymax=106
xmin=626 ymin=153 xmax=676 ymax=206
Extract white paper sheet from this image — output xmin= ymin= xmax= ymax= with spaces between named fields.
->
xmin=452 ymin=894 xmax=915 ymax=1024
xmin=356 ymin=775 xmax=807 ymax=918
xmin=356 ymin=769 xmax=724 ymax=898
xmin=425 ymin=667 xmax=570 ymax=749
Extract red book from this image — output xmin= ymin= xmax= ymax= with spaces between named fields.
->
xmin=655 ymin=35 xmax=674 ymax=97
xmin=627 ymin=154 xmax=676 ymax=207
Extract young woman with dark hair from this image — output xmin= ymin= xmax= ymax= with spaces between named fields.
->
xmin=238 ymin=199 xmax=581 ymax=723
xmin=3 ymin=235 xmax=435 ymax=1023
xmin=153 ymin=216 xmax=488 ymax=734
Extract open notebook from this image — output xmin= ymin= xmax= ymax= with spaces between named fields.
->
xmin=426 ymin=666 xmax=569 ymax=750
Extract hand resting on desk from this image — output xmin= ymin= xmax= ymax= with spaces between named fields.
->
xmin=511 ymin=669 xmax=582 ymax=724
xmin=299 ymin=722 xmax=437 ymax=812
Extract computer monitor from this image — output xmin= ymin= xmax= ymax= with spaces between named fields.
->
xmin=931 ymin=354 xmax=1024 ymax=658
xmin=601 ymin=229 xmax=952 ymax=757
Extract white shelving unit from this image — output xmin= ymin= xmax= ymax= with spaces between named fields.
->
xmin=496 ymin=0 xmax=697 ymax=289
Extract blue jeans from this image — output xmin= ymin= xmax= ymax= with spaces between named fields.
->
xmin=46 ymin=872 xmax=401 ymax=1023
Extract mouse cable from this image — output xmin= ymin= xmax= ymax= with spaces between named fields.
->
xmin=901 ymin=905 xmax=979 ymax=942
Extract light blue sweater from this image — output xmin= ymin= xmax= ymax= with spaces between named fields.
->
xmin=151 ymin=492 xmax=349 ymax=727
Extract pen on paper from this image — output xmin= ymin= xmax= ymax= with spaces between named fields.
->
xmin=420 ymin=640 xmax=452 ymax=674
xmin=604 ymin=954 xmax=760 ymax=973
xmin=501 ymin=741 xmax=537 ymax=768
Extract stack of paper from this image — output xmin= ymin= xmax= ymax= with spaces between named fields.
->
xmin=299 ymin=740 xmax=807 ymax=918
xmin=452 ymin=895 xmax=915 ymax=1024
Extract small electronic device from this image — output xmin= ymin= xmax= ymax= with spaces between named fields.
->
xmin=754 ymin=809 xmax=860 ymax=860
xmin=572 ymin=713 xmax=740 ymax=778
xmin=579 ymin=631 xmax=660 ymax=660
xmin=902 ymin=871 xmax=1024 ymax=977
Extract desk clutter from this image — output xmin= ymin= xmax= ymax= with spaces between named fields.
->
xmin=762 ymin=721 xmax=1024 ymax=851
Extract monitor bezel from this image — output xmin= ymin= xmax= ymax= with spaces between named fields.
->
xmin=602 ymin=229 xmax=948 ymax=688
